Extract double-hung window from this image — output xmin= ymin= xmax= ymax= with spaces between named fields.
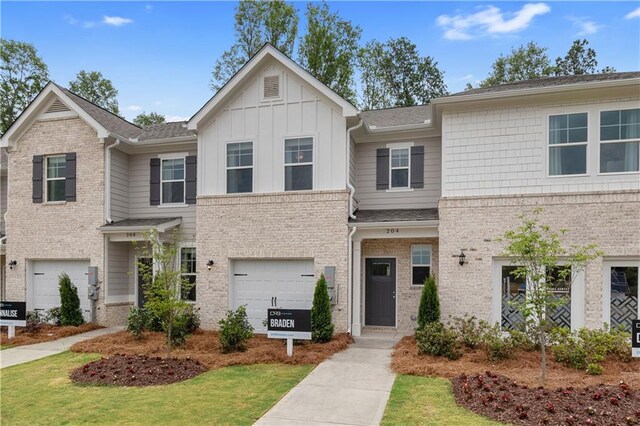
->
xmin=411 ymin=245 xmax=431 ymax=285
xmin=284 ymin=137 xmax=313 ymax=191
xmin=227 ymin=142 xmax=253 ymax=193
xmin=390 ymin=147 xmax=410 ymax=188
xmin=46 ymin=155 xmax=66 ymax=202
xmin=180 ymin=247 xmax=196 ymax=301
xmin=599 ymin=108 xmax=640 ymax=173
xmin=161 ymin=158 xmax=185 ymax=204
xmin=548 ymin=113 xmax=588 ymax=176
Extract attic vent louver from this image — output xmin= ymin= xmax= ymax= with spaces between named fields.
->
xmin=46 ymin=99 xmax=70 ymax=114
xmin=263 ymin=76 xmax=280 ymax=99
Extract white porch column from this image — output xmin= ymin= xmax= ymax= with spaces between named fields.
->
xmin=352 ymin=239 xmax=362 ymax=336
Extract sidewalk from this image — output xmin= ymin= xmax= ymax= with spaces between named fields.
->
xmin=255 ymin=333 xmax=400 ymax=426
xmin=0 ymin=327 xmax=121 ymax=369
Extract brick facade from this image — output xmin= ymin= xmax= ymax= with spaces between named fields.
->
xmin=196 ymin=190 xmax=350 ymax=330
xmin=438 ymin=191 xmax=640 ymax=328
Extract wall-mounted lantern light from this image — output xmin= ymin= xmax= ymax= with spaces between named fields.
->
xmin=458 ymin=250 xmax=466 ymax=266
xmin=206 ymin=260 xmax=214 ymax=271
xmin=8 ymin=260 xmax=17 ymax=270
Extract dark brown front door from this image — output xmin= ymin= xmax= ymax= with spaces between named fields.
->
xmin=365 ymin=258 xmax=396 ymax=327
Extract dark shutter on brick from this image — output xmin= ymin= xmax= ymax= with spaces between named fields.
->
xmin=376 ymin=148 xmax=389 ymax=190
xmin=185 ymin=155 xmax=197 ymax=205
xmin=65 ymin=152 xmax=77 ymax=201
xmin=410 ymin=146 xmax=424 ymax=189
xmin=150 ymin=158 xmax=161 ymax=206
xmin=32 ymin=155 xmax=43 ymax=203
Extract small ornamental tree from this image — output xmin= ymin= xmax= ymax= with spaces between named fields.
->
xmin=135 ymin=229 xmax=194 ymax=355
xmin=417 ymin=274 xmax=440 ymax=330
xmin=311 ymin=274 xmax=334 ymax=343
xmin=59 ymin=273 xmax=84 ymax=326
xmin=500 ymin=208 xmax=601 ymax=384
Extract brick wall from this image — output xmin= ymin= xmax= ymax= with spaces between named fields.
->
xmin=196 ymin=190 xmax=350 ymax=330
xmin=438 ymin=191 xmax=640 ymax=328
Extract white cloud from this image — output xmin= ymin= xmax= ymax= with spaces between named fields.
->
xmin=63 ymin=14 xmax=77 ymax=25
xmin=145 ymin=4 xmax=153 ymax=11
xmin=82 ymin=21 xmax=97 ymax=29
xmin=126 ymin=105 xmax=142 ymax=112
xmin=165 ymin=115 xmax=190 ymax=122
xmin=459 ymin=74 xmax=474 ymax=81
xmin=625 ymin=7 xmax=640 ymax=19
xmin=568 ymin=17 xmax=603 ymax=36
xmin=437 ymin=3 xmax=551 ymax=40
xmin=103 ymin=16 xmax=133 ymax=26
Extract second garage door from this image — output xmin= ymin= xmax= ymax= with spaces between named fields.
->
xmin=231 ymin=259 xmax=315 ymax=332
xmin=32 ymin=260 xmax=91 ymax=322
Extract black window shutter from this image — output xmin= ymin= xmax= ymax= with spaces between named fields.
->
xmin=376 ymin=148 xmax=389 ymax=190
xmin=410 ymin=146 xmax=424 ymax=189
xmin=32 ymin=155 xmax=43 ymax=203
xmin=65 ymin=152 xmax=77 ymax=201
xmin=150 ymin=158 xmax=161 ymax=206
xmin=185 ymin=156 xmax=197 ymax=205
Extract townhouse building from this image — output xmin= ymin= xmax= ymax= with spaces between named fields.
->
xmin=1 ymin=45 xmax=638 ymax=335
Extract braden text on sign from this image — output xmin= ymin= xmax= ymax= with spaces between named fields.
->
xmin=267 ymin=308 xmax=311 ymax=340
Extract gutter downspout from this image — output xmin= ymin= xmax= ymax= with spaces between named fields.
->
xmin=346 ymin=119 xmax=363 ymax=220
xmin=104 ymin=139 xmax=120 ymax=224
xmin=347 ymin=225 xmax=357 ymax=335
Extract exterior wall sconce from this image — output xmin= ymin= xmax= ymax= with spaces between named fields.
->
xmin=458 ymin=250 xmax=466 ymax=266
xmin=206 ymin=260 xmax=214 ymax=270
xmin=8 ymin=260 xmax=17 ymax=270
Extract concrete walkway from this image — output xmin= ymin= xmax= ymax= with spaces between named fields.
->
xmin=255 ymin=332 xmax=401 ymax=426
xmin=0 ymin=327 xmax=121 ymax=369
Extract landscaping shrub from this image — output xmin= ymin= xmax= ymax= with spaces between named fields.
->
xmin=24 ymin=311 xmax=45 ymax=333
xmin=417 ymin=274 xmax=440 ymax=330
xmin=449 ymin=315 xmax=490 ymax=349
xmin=219 ymin=305 xmax=253 ymax=353
xmin=416 ymin=322 xmax=462 ymax=360
xmin=507 ymin=328 xmax=538 ymax=351
xmin=126 ymin=307 xmax=150 ymax=339
xmin=482 ymin=325 xmax=514 ymax=361
xmin=311 ymin=274 xmax=334 ymax=343
xmin=47 ymin=307 xmax=62 ymax=326
xmin=181 ymin=305 xmax=201 ymax=333
xmin=59 ymin=273 xmax=84 ymax=326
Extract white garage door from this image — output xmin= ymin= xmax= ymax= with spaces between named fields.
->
xmin=32 ymin=260 xmax=91 ymax=322
xmin=231 ymin=259 xmax=315 ymax=332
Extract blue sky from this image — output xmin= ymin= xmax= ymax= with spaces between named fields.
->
xmin=2 ymin=1 xmax=639 ymax=121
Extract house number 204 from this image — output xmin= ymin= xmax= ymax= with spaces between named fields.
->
xmin=386 ymin=228 xmax=399 ymax=234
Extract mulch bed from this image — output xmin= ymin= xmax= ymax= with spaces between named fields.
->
xmin=392 ymin=336 xmax=640 ymax=389
xmin=71 ymin=329 xmax=352 ymax=370
xmin=453 ymin=371 xmax=640 ymax=425
xmin=0 ymin=323 xmax=104 ymax=348
xmin=70 ymin=354 xmax=208 ymax=387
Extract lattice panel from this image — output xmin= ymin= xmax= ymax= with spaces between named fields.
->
xmin=611 ymin=296 xmax=638 ymax=332
xmin=548 ymin=296 xmax=571 ymax=329
xmin=501 ymin=293 xmax=525 ymax=330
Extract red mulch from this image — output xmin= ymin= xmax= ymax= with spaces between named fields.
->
xmin=71 ymin=330 xmax=352 ymax=370
xmin=392 ymin=336 xmax=640 ymax=389
xmin=70 ymin=354 xmax=208 ymax=387
xmin=453 ymin=371 xmax=640 ymax=425
xmin=0 ymin=323 xmax=104 ymax=347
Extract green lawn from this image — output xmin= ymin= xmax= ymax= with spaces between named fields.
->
xmin=382 ymin=375 xmax=504 ymax=426
xmin=0 ymin=352 xmax=312 ymax=425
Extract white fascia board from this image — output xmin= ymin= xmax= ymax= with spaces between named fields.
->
xmin=188 ymin=45 xmax=358 ymax=130
xmin=348 ymin=220 xmax=439 ymax=229
xmin=99 ymin=218 xmax=182 ymax=234
xmin=365 ymin=121 xmax=431 ymax=134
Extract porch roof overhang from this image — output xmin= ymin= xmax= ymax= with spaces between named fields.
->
xmin=349 ymin=208 xmax=439 ymax=239
xmin=98 ymin=217 xmax=182 ymax=235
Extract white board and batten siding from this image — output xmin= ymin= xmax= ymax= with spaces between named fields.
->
xmin=355 ymin=136 xmax=442 ymax=210
xmin=441 ymin=97 xmax=640 ymax=198
xmin=199 ymin=61 xmax=348 ymax=195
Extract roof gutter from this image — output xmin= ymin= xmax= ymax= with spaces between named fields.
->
xmin=128 ymin=135 xmax=197 ymax=145
xmin=346 ymin=119 xmax=364 ymax=219
xmin=365 ymin=121 xmax=430 ymax=133
xmin=348 ymin=220 xmax=439 ymax=229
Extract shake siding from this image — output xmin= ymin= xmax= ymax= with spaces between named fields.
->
xmin=110 ymin=148 xmax=129 ymax=222
xmin=354 ymin=136 xmax=441 ymax=210
xmin=127 ymin=150 xmax=197 ymax=240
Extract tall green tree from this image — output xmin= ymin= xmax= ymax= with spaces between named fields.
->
xmin=554 ymin=39 xmax=615 ymax=76
xmin=298 ymin=1 xmax=361 ymax=104
xmin=311 ymin=274 xmax=334 ymax=343
xmin=357 ymin=40 xmax=391 ymax=110
xmin=210 ymin=0 xmax=298 ymax=91
xmin=69 ymin=70 xmax=120 ymax=115
xmin=133 ymin=111 xmax=166 ymax=127
xmin=477 ymin=41 xmax=554 ymax=88
xmin=0 ymin=39 xmax=49 ymax=134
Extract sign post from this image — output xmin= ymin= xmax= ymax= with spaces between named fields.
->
xmin=1 ymin=301 xmax=27 ymax=339
xmin=267 ymin=308 xmax=312 ymax=357
xmin=632 ymin=320 xmax=640 ymax=358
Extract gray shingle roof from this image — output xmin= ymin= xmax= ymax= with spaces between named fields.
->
xmin=98 ymin=217 xmax=181 ymax=229
xmin=448 ymin=72 xmax=640 ymax=97
xmin=350 ymin=208 xmax=439 ymax=223
xmin=136 ymin=121 xmax=195 ymax=141
xmin=361 ymin=105 xmax=431 ymax=129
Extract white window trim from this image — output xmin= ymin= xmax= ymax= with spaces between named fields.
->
xmin=389 ymin=147 xmax=411 ymax=189
xmin=597 ymin=108 xmax=640 ymax=175
xmin=179 ymin=245 xmax=197 ymax=302
xmin=45 ymin=154 xmax=66 ymax=203
xmin=225 ymin=140 xmax=254 ymax=194
xmin=283 ymin=136 xmax=314 ymax=192
xmin=546 ymin=111 xmax=590 ymax=178
xmin=411 ymin=244 xmax=432 ymax=287
xmin=159 ymin=153 xmax=187 ymax=206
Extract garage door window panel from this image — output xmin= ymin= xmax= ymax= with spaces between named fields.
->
xmin=180 ymin=247 xmax=196 ymax=301
xmin=227 ymin=142 xmax=253 ymax=193
xmin=284 ymin=137 xmax=313 ymax=191
xmin=46 ymin=155 xmax=66 ymax=202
